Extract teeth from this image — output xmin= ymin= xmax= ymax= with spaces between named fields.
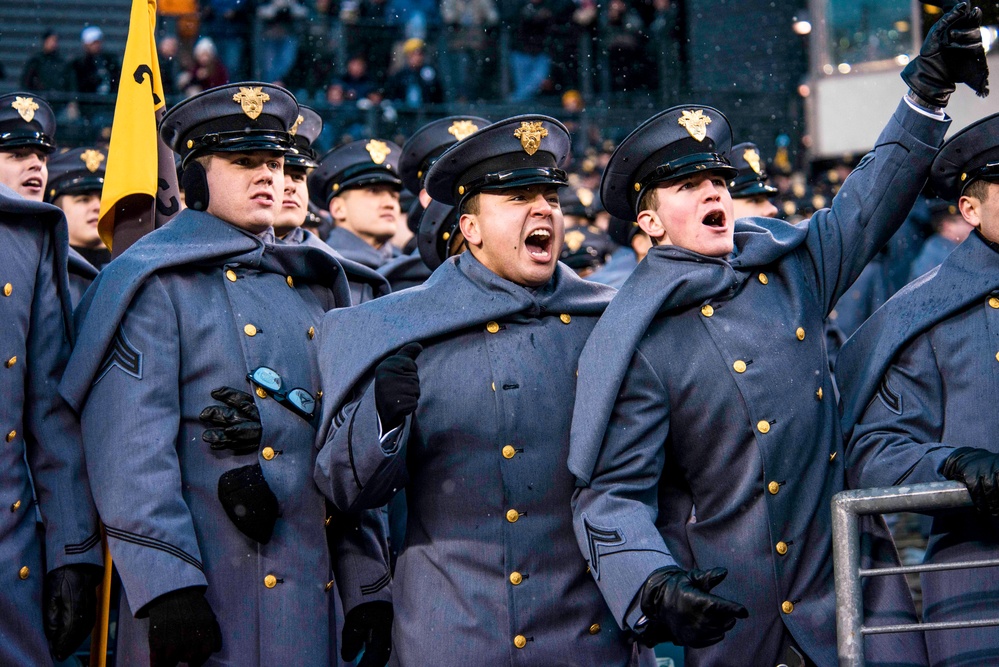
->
xmin=529 ymin=229 xmax=551 ymax=240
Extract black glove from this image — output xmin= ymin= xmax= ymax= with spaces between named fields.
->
xmin=374 ymin=343 xmax=422 ymax=432
xmin=218 ymin=463 xmax=280 ymax=544
xmin=43 ymin=564 xmax=103 ymax=661
xmin=901 ymin=2 xmax=988 ymax=107
xmin=341 ymin=600 xmax=393 ymax=667
xmin=637 ymin=566 xmax=748 ymax=649
xmin=942 ymin=446 xmax=999 ymax=516
xmin=145 ymin=587 xmax=222 ymax=667
xmin=200 ymin=387 xmax=262 ymax=455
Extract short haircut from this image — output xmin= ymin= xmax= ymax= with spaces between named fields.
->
xmin=638 ymin=187 xmax=659 ymax=214
xmin=460 ymin=193 xmax=480 ymax=216
xmin=965 ymin=178 xmax=995 ymax=201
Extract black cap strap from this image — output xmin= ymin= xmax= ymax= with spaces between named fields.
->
xmin=0 ymin=129 xmax=55 ymax=152
xmin=638 ymin=153 xmax=732 ymax=191
xmin=457 ymin=167 xmax=568 ymax=207
xmin=961 ymin=161 xmax=999 ymax=195
xmin=184 ymin=129 xmax=293 ymax=166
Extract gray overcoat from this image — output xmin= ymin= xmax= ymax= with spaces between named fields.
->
xmin=66 ymin=245 xmax=99 ymax=308
xmin=283 ymin=226 xmax=391 ymax=304
xmin=327 ymin=225 xmax=397 ymax=270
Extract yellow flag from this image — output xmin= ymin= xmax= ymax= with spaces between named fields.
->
xmin=98 ymin=0 xmax=179 ymax=253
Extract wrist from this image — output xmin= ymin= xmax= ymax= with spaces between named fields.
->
xmin=906 ymin=88 xmax=945 ymax=114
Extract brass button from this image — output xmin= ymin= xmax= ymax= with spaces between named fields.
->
xmin=560 ymin=313 xmax=571 ymax=324
xmin=308 ymin=326 xmax=315 ymax=340
xmin=995 ymin=351 xmax=999 ymax=363
xmin=263 ymin=574 xmax=277 ymax=588
xmin=5 ymin=356 xmax=15 ymax=368
xmin=225 ymin=269 xmax=237 ymax=282
xmin=781 ymin=600 xmax=794 ymax=614
xmin=506 ymin=509 xmax=520 ymax=523
xmin=286 ymin=276 xmax=294 ymax=288
xmin=733 ymin=360 xmax=747 ymax=373
xmin=829 ymin=452 xmax=837 ymax=463
xmin=502 ymin=445 xmax=516 ymax=459
xmin=757 ymin=420 xmax=771 ymax=434
xmin=796 ymin=327 xmax=805 ymax=341
xmin=700 ymin=304 xmax=714 ymax=317
xmin=442 ymin=232 xmax=450 ymax=241
xmin=768 ymin=481 xmax=780 ymax=495
xmin=816 ymin=387 xmax=823 ymax=400
xmin=589 ymin=623 xmax=601 ymax=635
xmin=262 ymin=447 xmax=276 ymax=461
xmin=990 ymin=297 xmax=999 ymax=309
xmin=486 ymin=321 xmax=500 ymax=334
xmin=776 ymin=541 xmax=788 ymax=555
xmin=6 ymin=431 xmax=15 ymax=443
xmin=513 ymin=635 xmax=527 ymax=649
xmin=3 ymin=283 xmax=11 ymax=297
xmin=758 ymin=273 xmax=769 ymax=285
xmin=18 ymin=566 xmax=29 ymax=580
xmin=509 ymin=571 xmax=523 ymax=585
xmin=325 ymin=580 xmax=334 ymax=592
xmin=10 ymin=500 xmax=20 ymax=512
xmin=244 ymin=323 xmax=258 ymax=337
xmin=324 ymin=516 xmax=332 ymax=527
xmin=491 ymin=382 xmax=496 ymax=392
xmin=255 ymin=387 xmax=268 ymax=399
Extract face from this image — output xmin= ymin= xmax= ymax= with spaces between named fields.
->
xmin=0 ymin=148 xmax=48 ymax=201
xmin=44 ymin=35 xmax=59 ymax=52
xmin=637 ymin=171 xmax=735 ymax=258
xmin=959 ymin=181 xmax=999 ymax=244
xmin=732 ymin=193 xmax=778 ymax=219
xmin=274 ymin=165 xmax=309 ymax=236
xmin=459 ymin=184 xmax=564 ymax=288
xmin=330 ymin=185 xmax=400 ymax=247
xmin=204 ymin=151 xmax=284 ymax=233
xmin=56 ymin=192 xmax=103 ymax=248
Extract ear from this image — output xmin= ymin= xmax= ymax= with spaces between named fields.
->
xmin=418 ymin=189 xmax=432 ymax=208
xmin=328 ymin=195 xmax=346 ymax=223
xmin=458 ymin=212 xmax=482 ymax=247
xmin=637 ymin=208 xmax=668 ymax=244
xmin=958 ymin=195 xmax=982 ymax=229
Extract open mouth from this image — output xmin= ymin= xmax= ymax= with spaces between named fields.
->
xmin=702 ymin=210 xmax=726 ymax=227
xmin=21 ymin=177 xmax=42 ymax=190
xmin=525 ymin=228 xmax=553 ymax=260
xmin=251 ymin=193 xmax=274 ymax=206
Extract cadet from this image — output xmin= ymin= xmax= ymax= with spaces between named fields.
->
xmin=727 ymin=142 xmax=778 ymax=219
xmin=568 ymin=5 xmax=986 ymax=664
xmin=0 ymin=93 xmax=103 ymax=664
xmin=840 ymin=111 xmax=999 ymax=666
xmin=315 ymin=115 xmax=655 ymax=666
xmin=59 ymin=83 xmax=392 ymax=667
xmin=45 ymin=146 xmax=109 ymax=305
xmin=907 ymin=197 xmax=972 ymax=281
xmin=275 ymin=107 xmax=390 ymax=304
xmin=380 ymin=115 xmax=488 ymax=291
xmin=309 ymin=138 xmax=404 ymax=270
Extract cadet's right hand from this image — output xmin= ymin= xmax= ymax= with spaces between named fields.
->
xmin=146 ymin=587 xmax=222 ymax=667
xmin=374 ymin=343 xmax=423 ymax=432
xmin=942 ymin=446 xmax=999 ymax=516
xmin=200 ymin=386 xmax=262 ymax=455
xmin=637 ymin=566 xmax=748 ymax=649
xmin=901 ymin=2 xmax=988 ymax=107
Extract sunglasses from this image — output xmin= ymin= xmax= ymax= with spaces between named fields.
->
xmin=247 ymin=366 xmax=317 ymax=421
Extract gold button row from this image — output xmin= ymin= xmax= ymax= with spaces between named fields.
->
xmin=758 ymin=273 xmax=769 ymax=285
xmin=776 ymin=541 xmax=788 ymax=555
xmin=486 ymin=321 xmax=500 ymax=334
xmin=5 ymin=431 xmax=15 ymax=443
xmin=701 ymin=304 xmax=714 ymax=317
xmin=514 ymin=635 xmax=527 ymax=649
xmin=559 ymin=313 xmax=571 ymax=324
xmin=757 ymin=420 xmax=770 ymax=434
xmin=264 ymin=574 xmax=277 ymax=588
xmin=3 ymin=283 xmax=11 ymax=297
xmin=262 ymin=447 xmax=276 ymax=461
xmin=18 ymin=566 xmax=29 ymax=580
xmin=502 ymin=445 xmax=516 ymax=459
xmin=5 ymin=356 xmax=15 ymax=368
xmin=509 ymin=571 xmax=523 ymax=585
xmin=506 ymin=509 xmax=520 ymax=523
xmin=990 ymin=296 xmax=999 ymax=309
xmin=782 ymin=600 xmax=794 ymax=614
xmin=768 ymin=481 xmax=780 ymax=495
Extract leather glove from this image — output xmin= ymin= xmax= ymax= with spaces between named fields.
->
xmin=43 ymin=564 xmax=103 ymax=661
xmin=637 ymin=566 xmax=748 ymax=649
xmin=200 ymin=387 xmax=262 ymax=455
xmin=146 ymin=587 xmax=222 ymax=667
xmin=374 ymin=343 xmax=422 ymax=432
xmin=901 ymin=2 xmax=988 ymax=108
xmin=218 ymin=463 xmax=280 ymax=544
xmin=341 ymin=600 xmax=393 ymax=667
xmin=942 ymin=446 xmax=999 ymax=516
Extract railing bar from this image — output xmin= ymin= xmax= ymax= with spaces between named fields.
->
xmin=862 ymin=618 xmax=999 ymax=635
xmin=859 ymin=558 xmax=999 ymax=577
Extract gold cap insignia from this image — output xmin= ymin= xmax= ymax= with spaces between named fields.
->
xmin=232 ymin=87 xmax=270 ymax=120
xmin=514 ymin=121 xmax=548 ymax=156
xmin=12 ymin=97 xmax=39 ymax=123
xmin=577 ymin=187 xmax=594 ymax=208
xmin=678 ymin=109 xmax=712 ymax=142
xmin=448 ymin=120 xmax=479 ymax=142
xmin=80 ymin=149 xmax=105 ymax=173
xmin=289 ymin=114 xmax=304 ymax=136
xmin=743 ymin=148 xmax=762 ymax=175
xmin=565 ymin=229 xmax=586 ymax=252
xmin=366 ymin=140 xmax=391 ymax=165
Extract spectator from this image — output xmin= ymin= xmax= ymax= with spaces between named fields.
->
xmin=338 ymin=55 xmax=375 ymax=101
xmin=179 ymin=37 xmax=229 ymax=96
xmin=440 ymin=0 xmax=498 ymax=101
xmin=387 ymin=0 xmax=440 ymax=40
xmin=384 ymin=38 xmax=443 ymax=108
xmin=200 ymin=0 xmax=251 ymax=79
xmin=158 ymin=35 xmax=182 ymax=97
xmin=604 ymin=0 xmax=648 ymax=91
xmin=509 ymin=0 xmax=571 ymax=102
xmin=21 ymin=29 xmax=72 ymax=93
xmin=343 ymin=0 xmax=398 ymax=85
xmin=70 ymin=27 xmax=121 ymax=95
xmin=257 ymin=0 xmax=309 ymax=84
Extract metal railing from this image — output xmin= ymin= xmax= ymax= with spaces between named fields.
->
xmin=832 ymin=481 xmax=999 ymax=667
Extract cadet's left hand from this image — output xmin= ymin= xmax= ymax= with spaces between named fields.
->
xmin=43 ymin=563 xmax=103 ymax=661
xmin=942 ymin=446 xmax=999 ymax=516
xmin=200 ymin=387 xmax=262 ymax=455
xmin=341 ymin=600 xmax=393 ymax=667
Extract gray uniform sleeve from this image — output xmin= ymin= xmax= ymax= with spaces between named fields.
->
xmin=847 ymin=332 xmax=956 ymax=490
xmin=329 ymin=504 xmax=393 ymax=612
xmin=315 ymin=378 xmax=410 ymax=513
xmin=26 ymin=227 xmax=101 ymax=570
xmin=80 ymin=276 xmax=207 ymax=615
xmin=572 ymin=348 xmax=678 ymax=629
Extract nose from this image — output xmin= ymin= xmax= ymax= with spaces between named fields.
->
xmin=253 ymin=163 xmax=274 ymax=185
xmin=530 ymin=193 xmax=553 ymax=216
xmin=26 ymin=153 xmax=43 ymax=170
xmin=700 ymin=179 xmax=722 ymax=201
xmin=284 ymin=177 xmax=297 ymax=195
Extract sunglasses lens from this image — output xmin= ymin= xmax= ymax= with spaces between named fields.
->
xmin=253 ymin=367 xmax=283 ymax=392
xmin=288 ymin=388 xmax=316 ymax=415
